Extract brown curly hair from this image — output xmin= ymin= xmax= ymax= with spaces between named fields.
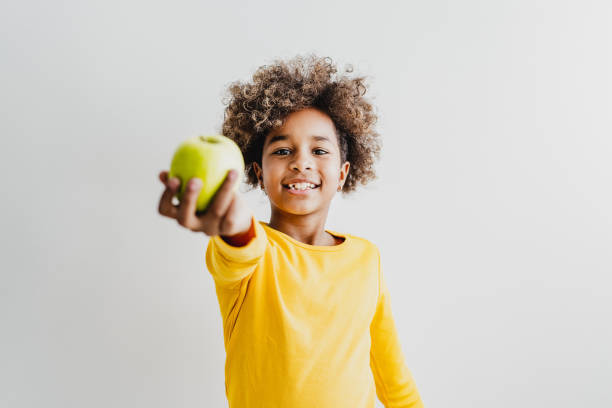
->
xmin=219 ymin=54 xmax=381 ymax=194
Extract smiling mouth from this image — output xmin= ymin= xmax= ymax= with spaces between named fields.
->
xmin=282 ymin=182 xmax=321 ymax=191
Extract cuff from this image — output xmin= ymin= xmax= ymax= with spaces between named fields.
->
xmin=210 ymin=215 xmax=267 ymax=263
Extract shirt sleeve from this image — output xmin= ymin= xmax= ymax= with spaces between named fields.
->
xmin=370 ymin=248 xmax=424 ymax=408
xmin=205 ymin=216 xmax=267 ymax=289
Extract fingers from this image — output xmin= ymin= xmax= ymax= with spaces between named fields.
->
xmin=158 ymin=172 xmax=180 ymax=219
xmin=176 ymin=177 xmax=203 ymax=230
xmin=202 ymin=170 xmax=237 ymax=216
xmin=159 ymin=171 xmax=179 ymax=191
xmin=197 ymin=170 xmax=238 ymax=235
xmin=158 ymin=169 xmax=240 ymax=236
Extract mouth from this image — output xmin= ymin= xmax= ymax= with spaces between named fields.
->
xmin=282 ymin=182 xmax=321 ymax=192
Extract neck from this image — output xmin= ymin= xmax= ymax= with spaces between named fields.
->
xmin=268 ymin=206 xmax=337 ymax=246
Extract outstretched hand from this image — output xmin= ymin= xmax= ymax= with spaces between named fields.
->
xmin=158 ymin=169 xmax=253 ymax=238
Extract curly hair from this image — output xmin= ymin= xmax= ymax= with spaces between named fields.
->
xmin=219 ymin=54 xmax=381 ymax=194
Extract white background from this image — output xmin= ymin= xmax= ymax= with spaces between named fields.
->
xmin=1 ymin=1 xmax=611 ymax=407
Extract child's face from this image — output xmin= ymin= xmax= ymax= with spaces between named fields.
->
xmin=253 ymin=107 xmax=350 ymax=217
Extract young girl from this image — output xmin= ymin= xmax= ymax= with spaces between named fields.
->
xmin=158 ymin=55 xmax=424 ymax=408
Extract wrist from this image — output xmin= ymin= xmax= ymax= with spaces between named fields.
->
xmin=220 ymin=217 xmax=255 ymax=247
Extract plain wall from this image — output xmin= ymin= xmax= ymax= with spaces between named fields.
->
xmin=1 ymin=0 xmax=610 ymax=407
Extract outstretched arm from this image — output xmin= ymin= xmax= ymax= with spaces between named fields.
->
xmin=159 ymin=168 xmax=265 ymax=287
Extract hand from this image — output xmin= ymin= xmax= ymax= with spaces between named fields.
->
xmin=158 ymin=169 xmax=253 ymax=237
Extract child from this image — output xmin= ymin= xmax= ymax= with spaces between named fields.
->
xmin=158 ymin=55 xmax=424 ymax=408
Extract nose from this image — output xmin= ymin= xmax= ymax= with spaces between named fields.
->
xmin=289 ymin=149 xmax=313 ymax=172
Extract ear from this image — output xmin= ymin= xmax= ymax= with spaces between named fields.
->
xmin=252 ymin=162 xmax=264 ymax=187
xmin=338 ymin=161 xmax=350 ymax=190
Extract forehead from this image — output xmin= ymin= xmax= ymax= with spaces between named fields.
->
xmin=264 ymin=108 xmax=338 ymax=145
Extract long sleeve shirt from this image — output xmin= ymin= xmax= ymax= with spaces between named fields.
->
xmin=205 ymin=216 xmax=424 ymax=408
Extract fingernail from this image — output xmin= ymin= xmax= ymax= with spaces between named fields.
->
xmin=168 ymin=178 xmax=178 ymax=188
xmin=190 ymin=178 xmax=202 ymax=190
xmin=228 ymin=170 xmax=236 ymax=180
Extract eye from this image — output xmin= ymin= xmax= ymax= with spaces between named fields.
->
xmin=314 ymin=149 xmax=328 ymax=155
xmin=273 ymin=148 xmax=291 ymax=156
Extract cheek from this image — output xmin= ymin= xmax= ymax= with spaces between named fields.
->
xmin=261 ymin=160 xmax=282 ymax=186
xmin=322 ymin=167 xmax=341 ymax=190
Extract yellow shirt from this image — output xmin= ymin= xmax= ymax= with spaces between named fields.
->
xmin=205 ymin=217 xmax=424 ymax=408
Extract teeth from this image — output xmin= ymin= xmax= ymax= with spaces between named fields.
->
xmin=288 ymin=182 xmax=316 ymax=190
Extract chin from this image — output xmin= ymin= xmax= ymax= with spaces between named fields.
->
xmin=269 ymin=198 xmax=317 ymax=216
xmin=280 ymin=204 xmax=317 ymax=216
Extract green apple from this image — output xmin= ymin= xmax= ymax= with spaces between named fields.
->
xmin=168 ymin=135 xmax=244 ymax=212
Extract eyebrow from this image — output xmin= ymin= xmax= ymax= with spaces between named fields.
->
xmin=267 ymin=134 xmax=332 ymax=145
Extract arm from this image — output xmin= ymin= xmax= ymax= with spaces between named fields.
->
xmin=205 ymin=215 xmax=267 ymax=288
xmin=370 ymin=250 xmax=424 ymax=408
xmin=158 ymin=169 xmax=265 ymax=287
